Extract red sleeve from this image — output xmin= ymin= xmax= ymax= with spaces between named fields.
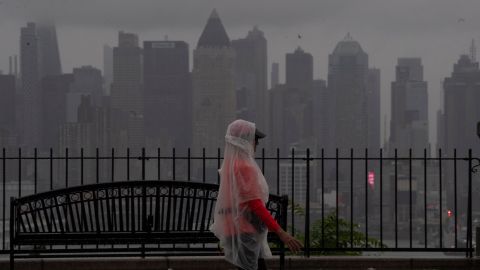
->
xmin=246 ymin=199 xmax=281 ymax=232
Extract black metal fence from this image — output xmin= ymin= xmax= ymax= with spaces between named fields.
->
xmin=0 ymin=147 xmax=478 ymax=257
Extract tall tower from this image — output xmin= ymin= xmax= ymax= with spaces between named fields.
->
xmin=286 ymin=47 xmax=313 ymax=91
xmin=110 ymin=31 xmax=144 ymax=150
xmin=143 ymin=40 xmax=191 ymax=151
xmin=231 ymin=26 xmax=268 ymax=129
xmin=37 ymin=22 xmax=62 ymax=77
xmin=389 ymin=58 xmax=428 ymax=156
xmin=328 ymin=33 xmax=369 ymax=153
xmin=20 ymin=23 xmax=41 ymax=148
xmin=442 ymin=54 xmax=480 ymax=211
xmin=192 ymin=9 xmax=236 ymax=161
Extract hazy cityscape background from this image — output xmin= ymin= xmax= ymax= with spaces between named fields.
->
xmin=0 ymin=0 xmax=479 ymax=251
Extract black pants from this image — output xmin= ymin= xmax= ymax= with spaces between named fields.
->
xmin=237 ymin=258 xmax=267 ymax=270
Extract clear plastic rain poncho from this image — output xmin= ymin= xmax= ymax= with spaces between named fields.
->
xmin=210 ymin=119 xmax=272 ymax=270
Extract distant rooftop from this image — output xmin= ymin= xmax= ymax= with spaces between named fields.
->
xmin=332 ymin=33 xmax=365 ymax=55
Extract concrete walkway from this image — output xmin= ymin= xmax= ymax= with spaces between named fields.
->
xmin=2 ymin=256 xmax=480 ymax=270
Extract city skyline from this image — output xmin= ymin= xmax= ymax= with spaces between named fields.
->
xmin=1 ymin=1 xmax=480 ymax=148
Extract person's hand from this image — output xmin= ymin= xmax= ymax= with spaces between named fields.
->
xmin=276 ymin=228 xmax=303 ymax=253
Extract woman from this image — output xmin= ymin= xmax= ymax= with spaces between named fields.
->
xmin=210 ymin=119 xmax=303 ymax=270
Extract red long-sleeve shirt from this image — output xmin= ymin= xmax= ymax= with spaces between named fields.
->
xmin=243 ymin=199 xmax=281 ymax=232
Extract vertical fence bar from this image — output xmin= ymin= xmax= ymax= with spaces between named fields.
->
xmin=187 ymin=148 xmax=191 ymax=181
xmin=321 ymin=148 xmax=325 ymax=249
xmin=142 ymin=148 xmax=146 ymax=181
xmin=454 ymin=148 xmax=457 ymax=248
xmin=50 ymin=148 xmax=53 ymax=190
xmin=156 ymin=148 xmax=159 ymax=180
xmin=127 ymin=148 xmax=131 ymax=181
xmin=173 ymin=148 xmax=176 ymax=181
xmin=202 ymin=148 xmax=206 ymax=183
xmin=467 ymin=149 xmax=473 ymax=258
xmin=96 ymin=148 xmax=99 ymax=184
xmin=380 ymin=148 xmax=383 ymax=248
xmin=424 ymin=148 xmax=427 ymax=249
xmin=81 ymin=148 xmax=84 ymax=186
xmin=439 ymin=149 xmax=442 ymax=248
xmin=291 ymin=148 xmax=295 ymax=235
xmin=365 ymin=148 xmax=368 ymax=248
xmin=409 ymin=148 xmax=412 ymax=248
xmin=2 ymin=148 xmax=5 ymax=250
xmin=65 ymin=148 xmax=69 ymax=188
xmin=277 ymin=148 xmax=280 ymax=195
xmin=336 ymin=148 xmax=339 ymax=248
xmin=305 ymin=148 xmax=310 ymax=257
xmin=18 ymin=148 xmax=21 ymax=198
xmin=34 ymin=148 xmax=37 ymax=194
xmin=395 ymin=149 xmax=398 ymax=248
xmin=111 ymin=148 xmax=115 ymax=182
xmin=350 ymin=148 xmax=353 ymax=248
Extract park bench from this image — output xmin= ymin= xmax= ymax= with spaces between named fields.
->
xmin=10 ymin=180 xmax=288 ymax=269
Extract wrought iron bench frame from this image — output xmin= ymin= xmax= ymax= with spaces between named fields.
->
xmin=10 ymin=180 xmax=288 ymax=269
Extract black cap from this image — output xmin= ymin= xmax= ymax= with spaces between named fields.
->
xmin=255 ymin=129 xmax=266 ymax=139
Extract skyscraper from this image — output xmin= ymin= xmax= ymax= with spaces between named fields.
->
xmin=367 ymin=68 xmax=381 ymax=152
xmin=0 ymin=74 xmax=16 ymax=133
xmin=37 ymin=22 xmax=62 ymax=77
xmin=442 ymin=54 xmax=480 ymax=211
xmin=286 ymin=47 xmax=313 ymax=91
xmin=110 ymin=31 xmax=144 ymax=150
xmin=20 ymin=22 xmax=62 ymax=148
xmin=192 ymin=9 xmax=236 ymax=158
xmin=389 ymin=58 xmax=428 ymax=156
xmin=41 ymin=74 xmax=74 ymax=150
xmin=328 ymin=33 xmax=369 ymax=153
xmin=143 ymin=41 xmax=191 ymax=151
xmin=66 ymin=66 xmax=103 ymax=123
xmin=231 ymin=26 xmax=268 ymax=129
xmin=103 ymin=45 xmax=113 ymax=95
xmin=271 ymin=62 xmax=279 ymax=88
xmin=20 ymin=23 xmax=41 ymax=148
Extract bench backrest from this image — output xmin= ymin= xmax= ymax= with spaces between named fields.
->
xmin=11 ymin=181 xmax=287 ymax=236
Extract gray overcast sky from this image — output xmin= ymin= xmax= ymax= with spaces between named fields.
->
xmin=1 ymin=0 xmax=480 ymax=147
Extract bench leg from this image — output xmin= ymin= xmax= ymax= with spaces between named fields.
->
xmin=10 ymin=252 xmax=14 ymax=270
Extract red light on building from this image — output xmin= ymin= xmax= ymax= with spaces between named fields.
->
xmin=368 ymin=171 xmax=375 ymax=190
xmin=447 ymin=210 xmax=453 ymax=217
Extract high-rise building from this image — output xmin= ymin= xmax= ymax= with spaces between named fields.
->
xmin=389 ymin=58 xmax=428 ymax=156
xmin=41 ymin=74 xmax=74 ymax=150
xmin=271 ymin=62 xmax=279 ymax=88
xmin=103 ymin=45 xmax=113 ymax=95
xmin=0 ymin=74 xmax=16 ymax=133
xmin=110 ymin=31 xmax=144 ymax=150
xmin=0 ymin=74 xmax=17 ymax=147
xmin=20 ymin=22 xmax=62 ymax=148
xmin=442 ymin=54 xmax=480 ymax=211
xmin=286 ymin=47 xmax=313 ymax=91
xmin=66 ymin=66 xmax=103 ymax=123
xmin=20 ymin=22 xmax=41 ymax=148
xmin=143 ymin=41 xmax=191 ymax=150
xmin=192 ymin=9 xmax=236 ymax=159
xmin=367 ymin=68 xmax=381 ymax=153
xmin=37 ymin=22 xmax=62 ymax=77
xmin=231 ymin=26 xmax=268 ymax=129
xmin=328 ymin=33 xmax=369 ymax=153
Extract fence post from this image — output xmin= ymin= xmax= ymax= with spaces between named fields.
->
xmin=305 ymin=148 xmax=310 ymax=257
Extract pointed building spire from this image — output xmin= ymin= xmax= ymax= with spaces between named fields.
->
xmin=210 ymin=8 xmax=219 ymax=19
xmin=197 ymin=9 xmax=230 ymax=48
